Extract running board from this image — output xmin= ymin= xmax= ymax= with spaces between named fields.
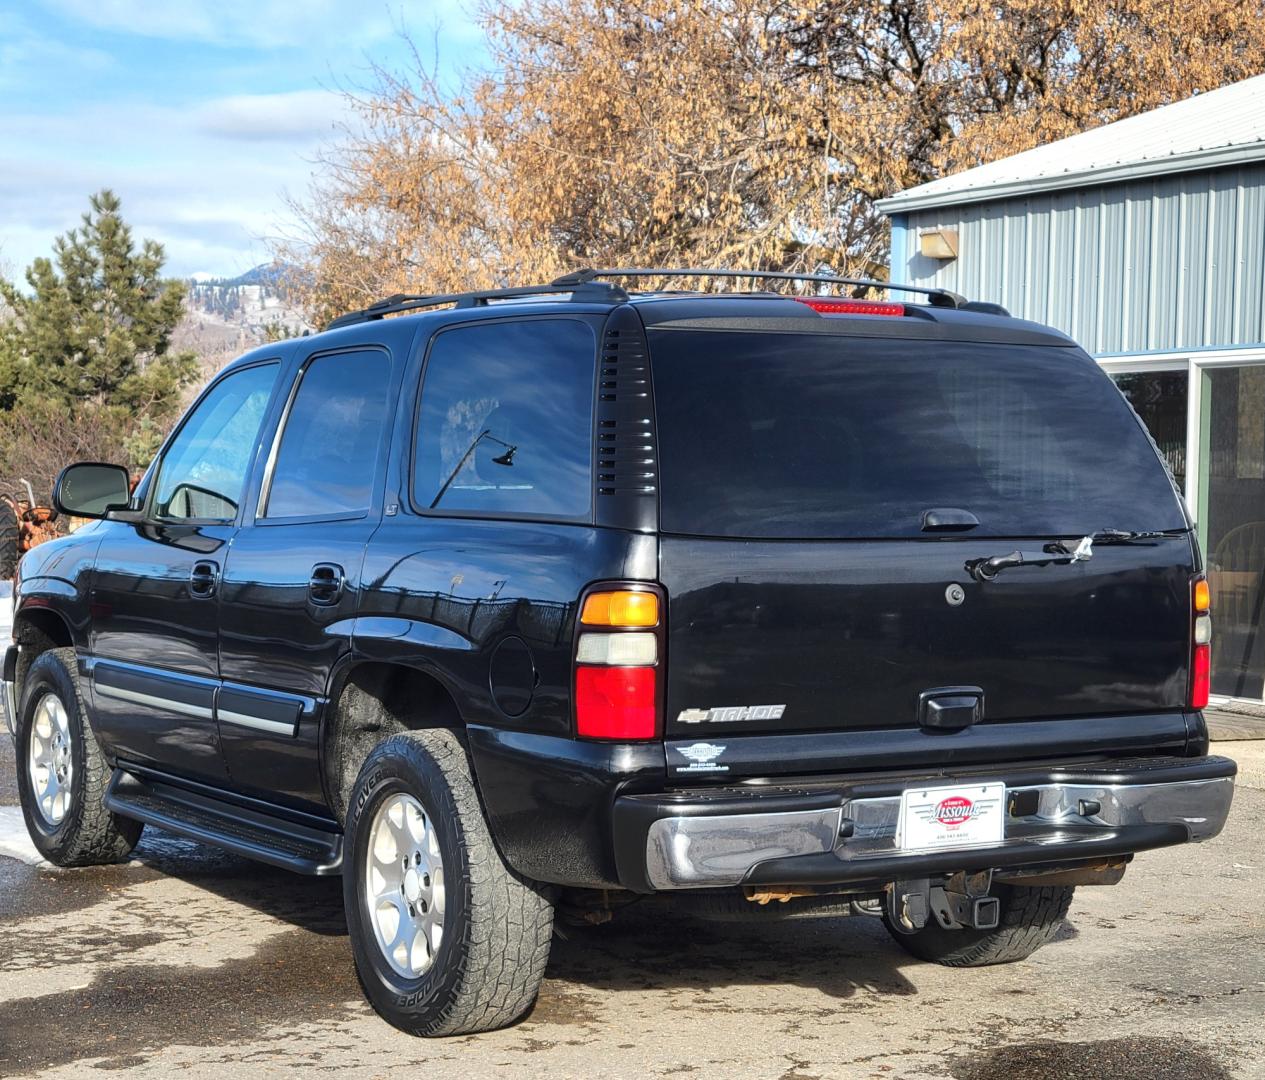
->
xmin=104 ymin=769 xmax=343 ymax=875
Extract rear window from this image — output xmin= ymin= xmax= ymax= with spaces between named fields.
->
xmin=651 ymin=331 xmax=1186 ymax=539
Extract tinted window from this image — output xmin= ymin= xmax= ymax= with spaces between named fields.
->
xmin=413 ymin=320 xmax=595 ymax=519
xmin=651 ymin=331 xmax=1187 ymax=539
xmin=264 ymin=350 xmax=392 ymax=518
xmin=153 ymin=363 xmax=278 ymax=522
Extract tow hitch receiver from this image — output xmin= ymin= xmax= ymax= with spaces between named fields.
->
xmin=889 ymin=872 xmax=999 ymax=932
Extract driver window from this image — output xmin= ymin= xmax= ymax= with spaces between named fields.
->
xmin=152 ymin=362 xmax=278 ymax=522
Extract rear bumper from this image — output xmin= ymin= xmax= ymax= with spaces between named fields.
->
xmin=612 ymin=755 xmax=1236 ymax=892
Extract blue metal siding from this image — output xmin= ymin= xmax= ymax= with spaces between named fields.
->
xmin=891 ymin=163 xmax=1265 ymax=354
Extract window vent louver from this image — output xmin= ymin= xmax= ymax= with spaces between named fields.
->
xmin=594 ymin=308 xmax=658 ymax=530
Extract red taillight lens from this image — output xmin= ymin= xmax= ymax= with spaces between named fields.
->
xmin=1191 ymin=575 xmax=1212 ymax=709
xmin=1191 ymin=643 xmax=1211 ymax=710
xmin=793 ymin=297 xmax=906 ymax=316
xmin=575 ymin=666 xmax=657 ymax=739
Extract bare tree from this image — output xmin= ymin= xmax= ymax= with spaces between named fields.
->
xmin=280 ymin=0 xmax=1265 ymax=325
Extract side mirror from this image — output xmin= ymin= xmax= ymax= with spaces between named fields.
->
xmin=53 ymin=462 xmax=132 ymax=519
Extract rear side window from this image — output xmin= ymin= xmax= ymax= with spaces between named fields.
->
xmin=651 ymin=331 xmax=1187 ymax=539
xmin=413 ymin=319 xmax=596 ymax=519
xmin=263 ymin=349 xmax=392 ymax=519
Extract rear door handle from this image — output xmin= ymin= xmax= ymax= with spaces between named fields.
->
xmin=308 ymin=563 xmax=344 ymax=606
xmin=190 ymin=561 xmax=219 ymax=598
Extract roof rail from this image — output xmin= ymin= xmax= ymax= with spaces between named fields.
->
xmin=325 ymin=280 xmax=628 ymax=330
xmin=550 ymin=267 xmax=968 ymax=309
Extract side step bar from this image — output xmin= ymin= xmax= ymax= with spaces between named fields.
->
xmin=104 ymin=768 xmax=343 ymax=875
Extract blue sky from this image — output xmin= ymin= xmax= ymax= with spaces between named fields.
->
xmin=0 ymin=1 xmax=488 ymax=279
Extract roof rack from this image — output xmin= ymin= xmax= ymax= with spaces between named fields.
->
xmin=550 ymin=267 xmax=968 ymax=309
xmin=325 ymin=281 xmax=627 ymax=330
xmin=326 ymin=265 xmax=970 ymax=330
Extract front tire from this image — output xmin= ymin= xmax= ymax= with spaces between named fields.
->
xmin=343 ymin=730 xmax=554 ymax=1036
xmin=16 ymin=648 xmax=143 ymax=866
xmin=883 ymin=883 xmax=1075 ymax=967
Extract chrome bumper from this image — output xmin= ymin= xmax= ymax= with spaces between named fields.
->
xmin=631 ymin=758 xmax=1236 ymax=891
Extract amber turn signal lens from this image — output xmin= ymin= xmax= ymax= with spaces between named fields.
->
xmin=581 ymin=590 xmax=659 ymax=627
xmin=1194 ymin=578 xmax=1211 ymax=613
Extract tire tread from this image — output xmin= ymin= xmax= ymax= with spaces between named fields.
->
xmin=19 ymin=648 xmax=141 ymax=866
xmin=348 ymin=729 xmax=554 ymax=1036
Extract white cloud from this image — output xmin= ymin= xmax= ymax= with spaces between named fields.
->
xmin=194 ymin=89 xmax=348 ymax=142
xmin=39 ymin=0 xmax=399 ymax=49
xmin=0 ymin=9 xmax=116 ymax=90
xmin=1 ymin=1 xmax=492 ymax=277
xmin=0 ymin=91 xmax=348 ymax=278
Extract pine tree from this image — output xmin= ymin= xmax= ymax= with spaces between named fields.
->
xmin=0 ymin=190 xmax=198 ymax=484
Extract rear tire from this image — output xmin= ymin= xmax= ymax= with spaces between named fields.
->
xmin=16 ymin=648 xmax=143 ymax=866
xmin=343 ymin=730 xmax=554 ymax=1036
xmin=883 ymin=884 xmax=1074 ymax=967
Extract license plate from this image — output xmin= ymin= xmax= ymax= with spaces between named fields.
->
xmin=896 ymin=782 xmax=1006 ymax=851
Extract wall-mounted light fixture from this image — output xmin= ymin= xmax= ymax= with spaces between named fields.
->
xmin=920 ymin=228 xmax=959 ymax=261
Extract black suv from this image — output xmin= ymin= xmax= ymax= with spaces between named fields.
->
xmin=3 ymin=269 xmax=1236 ymax=1036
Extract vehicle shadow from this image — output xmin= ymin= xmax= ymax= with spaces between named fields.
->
xmin=544 ymin=901 xmax=921 ymax=1003
xmin=124 ymin=829 xmax=348 ymax=936
xmin=125 ymin=829 xmax=922 ymax=1001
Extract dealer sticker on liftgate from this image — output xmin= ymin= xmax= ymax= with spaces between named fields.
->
xmin=896 ymin=782 xmax=1006 ymax=851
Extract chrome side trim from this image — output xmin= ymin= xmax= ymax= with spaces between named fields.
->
xmin=217 ymin=709 xmax=297 ymax=737
xmin=645 ymin=808 xmax=842 ymax=890
xmin=643 ymin=776 xmax=1235 ymax=890
xmin=95 ymin=683 xmax=214 ymax=720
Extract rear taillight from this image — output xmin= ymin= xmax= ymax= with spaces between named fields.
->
xmin=574 ymin=586 xmax=663 ymax=740
xmin=1191 ymin=575 xmax=1212 ymax=710
xmin=793 ymin=297 xmax=906 ymax=316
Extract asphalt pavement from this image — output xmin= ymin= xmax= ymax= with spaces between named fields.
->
xmin=0 ymin=734 xmax=1262 ymax=1079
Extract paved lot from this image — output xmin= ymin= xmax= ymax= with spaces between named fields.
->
xmin=1 ymin=735 xmax=1262 ymax=1080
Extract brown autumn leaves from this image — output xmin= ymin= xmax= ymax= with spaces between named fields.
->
xmin=282 ymin=0 xmax=1265 ymax=324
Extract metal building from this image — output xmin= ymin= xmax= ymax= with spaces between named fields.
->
xmin=878 ymin=74 xmax=1265 ymax=711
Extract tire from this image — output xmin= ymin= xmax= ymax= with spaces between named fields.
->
xmin=15 ymin=647 xmax=143 ymax=866
xmin=343 ymin=730 xmax=554 ymax=1036
xmin=0 ymin=499 xmax=19 ymax=580
xmin=883 ymin=884 xmax=1075 ymax=967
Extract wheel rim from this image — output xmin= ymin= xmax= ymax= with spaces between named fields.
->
xmin=363 ymin=792 xmax=446 ymax=979
xmin=27 ymin=690 xmax=74 ymax=826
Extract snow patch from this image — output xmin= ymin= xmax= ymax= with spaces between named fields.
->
xmin=0 ymin=806 xmax=46 ymax=866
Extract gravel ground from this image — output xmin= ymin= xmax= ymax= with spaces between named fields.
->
xmin=0 ymin=738 xmax=1261 ymax=1080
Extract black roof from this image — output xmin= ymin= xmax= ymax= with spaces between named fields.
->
xmin=291 ymin=268 xmax=1077 ymax=354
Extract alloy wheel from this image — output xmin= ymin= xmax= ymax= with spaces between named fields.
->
xmin=363 ymin=792 xmax=446 ymax=978
xmin=27 ymin=691 xmax=74 ymax=826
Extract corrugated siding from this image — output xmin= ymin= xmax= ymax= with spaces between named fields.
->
xmin=894 ymin=164 xmax=1265 ymax=354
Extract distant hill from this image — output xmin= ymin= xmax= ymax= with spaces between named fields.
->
xmin=195 ymin=262 xmax=301 ymax=290
xmin=174 ymin=265 xmax=314 ymax=383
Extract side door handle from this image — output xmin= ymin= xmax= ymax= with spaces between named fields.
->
xmin=190 ymin=560 xmax=219 ymax=598
xmin=308 ymin=563 xmax=345 ymax=606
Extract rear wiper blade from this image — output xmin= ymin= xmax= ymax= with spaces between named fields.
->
xmin=1047 ymin=527 xmax=1187 ymax=553
xmin=969 ymin=526 xmax=1188 ymax=582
